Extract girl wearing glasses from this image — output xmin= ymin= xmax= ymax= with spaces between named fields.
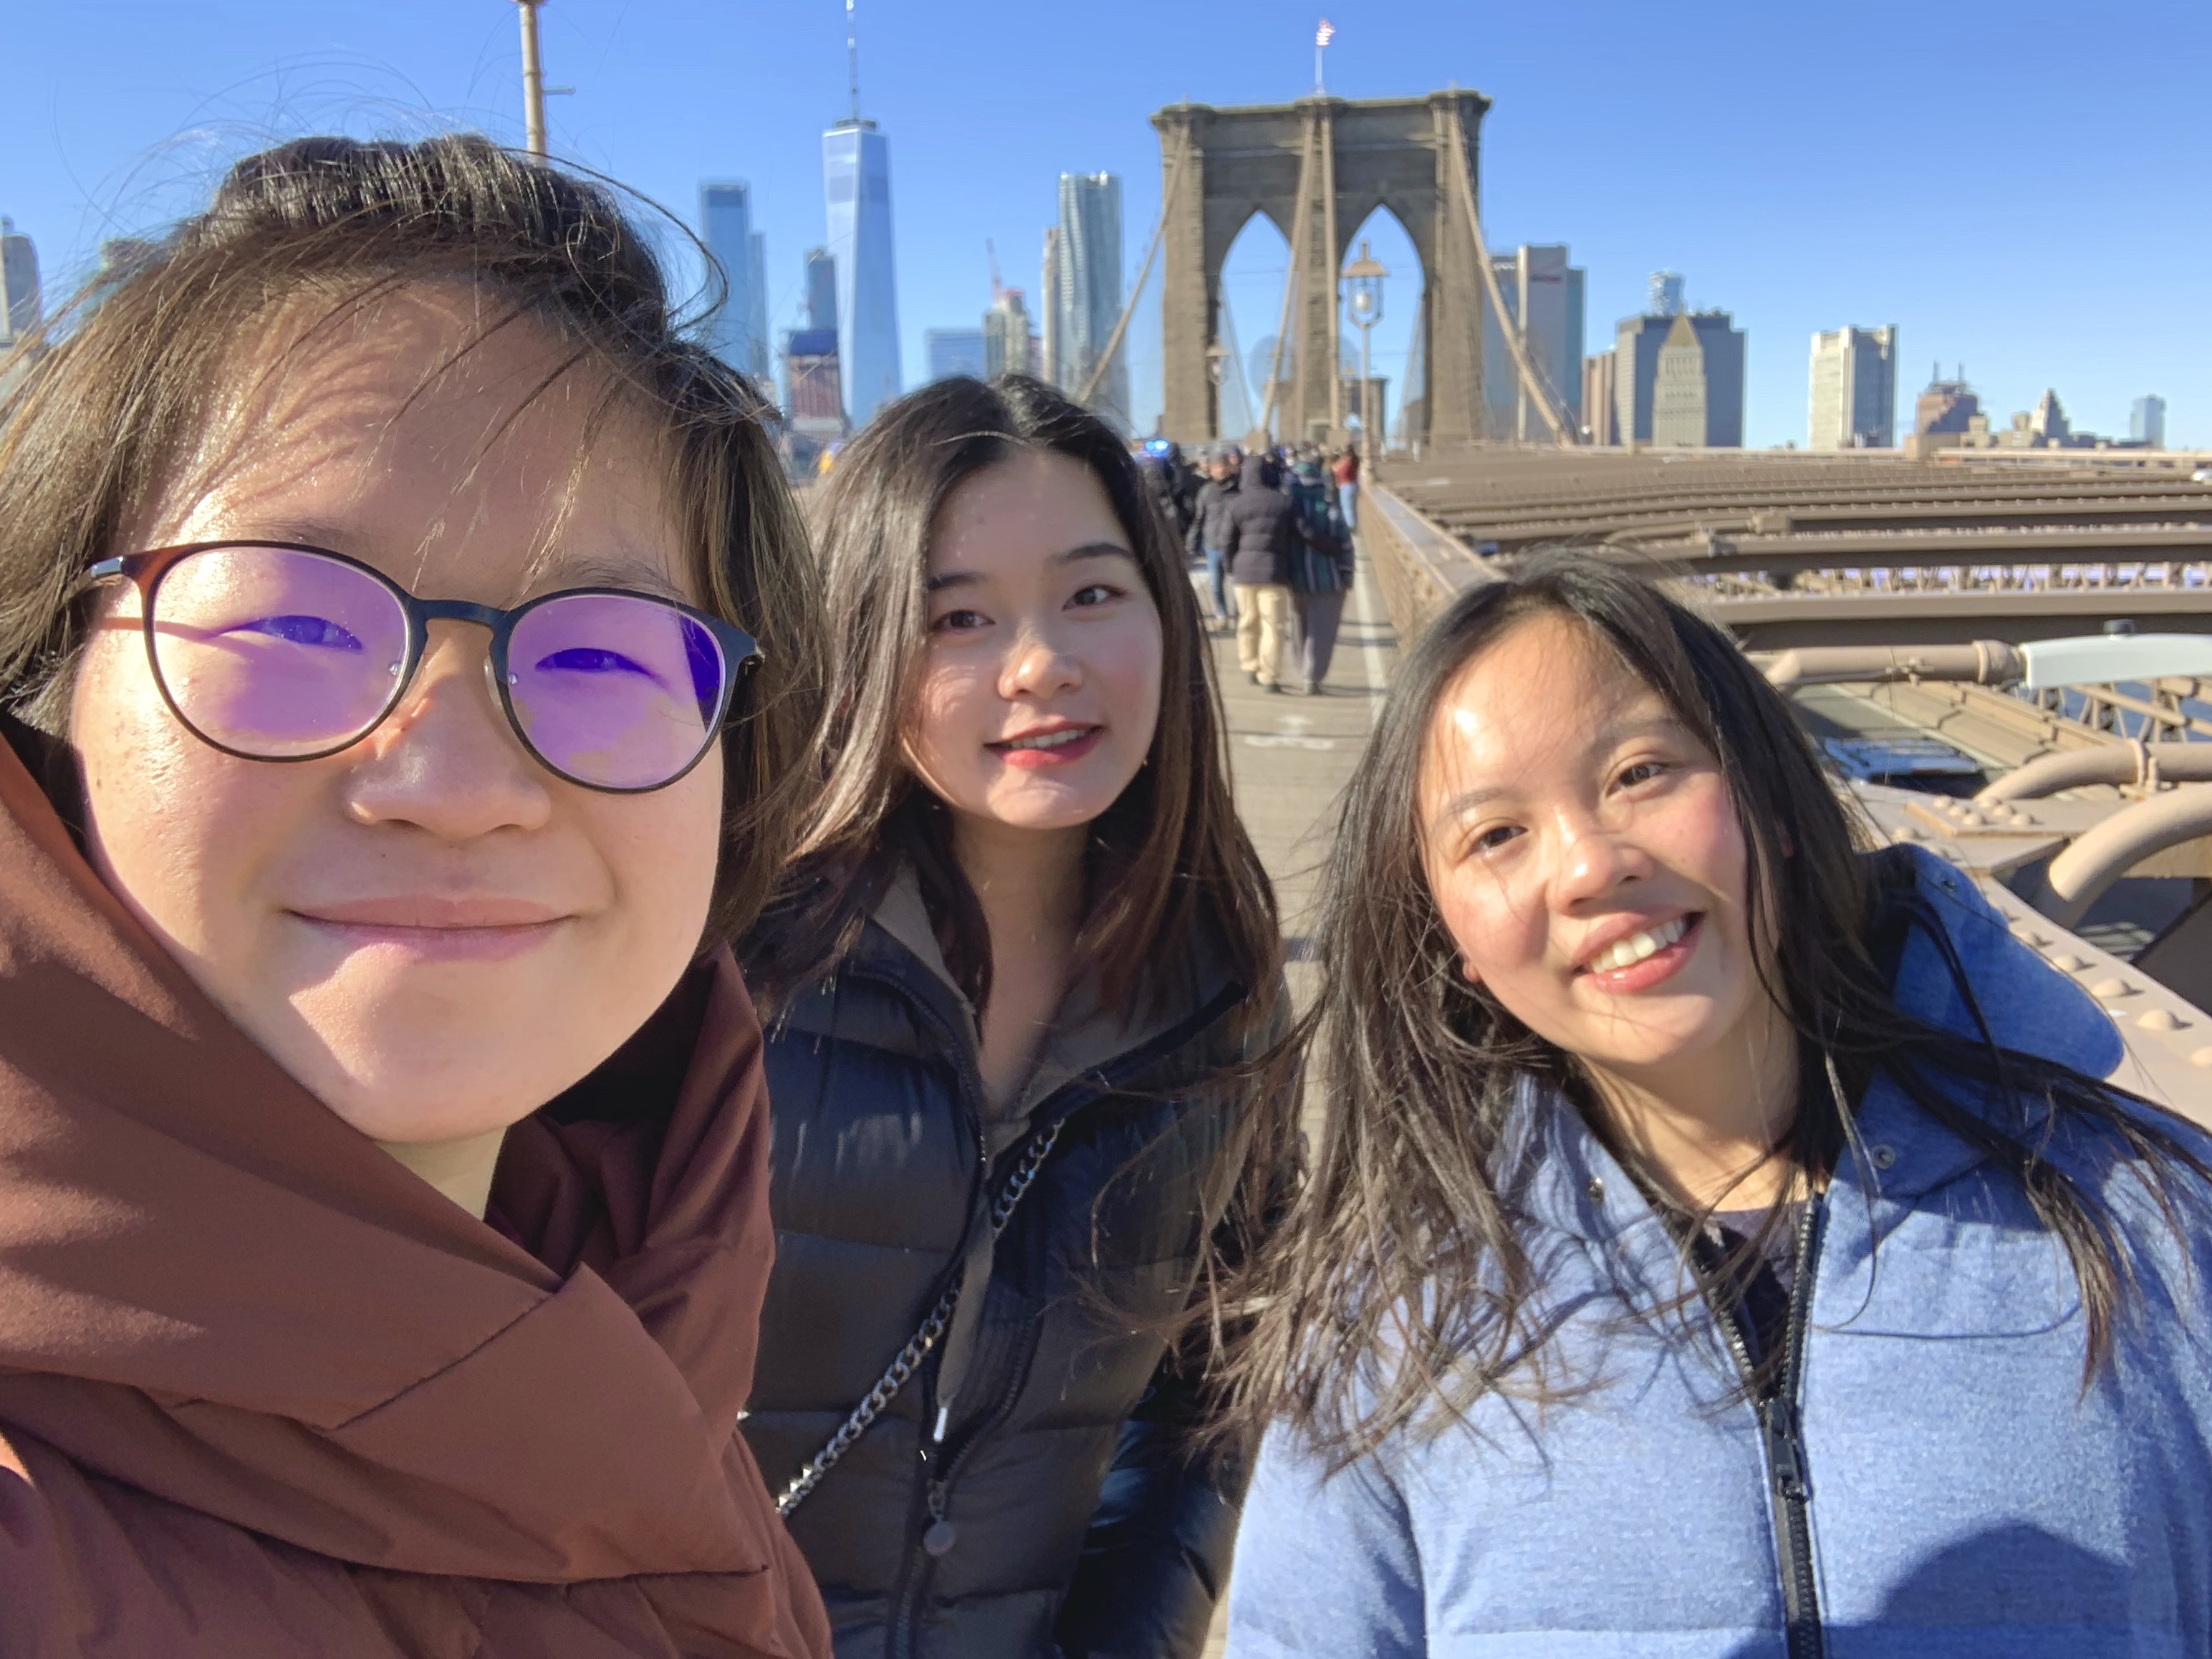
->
xmin=0 ymin=137 xmax=830 ymax=1657
xmin=1220 ymin=554 xmax=2212 ymax=1657
xmin=739 ymin=376 xmax=1287 ymax=1659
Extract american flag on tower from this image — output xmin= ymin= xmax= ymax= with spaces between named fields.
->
xmin=1316 ymin=19 xmax=1336 ymax=47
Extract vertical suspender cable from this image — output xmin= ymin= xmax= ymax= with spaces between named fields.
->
xmin=1322 ymin=101 xmax=1343 ymax=436
xmin=1258 ymin=114 xmax=1315 ymax=441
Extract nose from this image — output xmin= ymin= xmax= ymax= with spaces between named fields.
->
xmin=998 ymin=622 xmax=1082 ymax=702
xmin=340 ymin=621 xmax=554 ymax=838
xmin=1550 ymin=804 xmax=1654 ymax=909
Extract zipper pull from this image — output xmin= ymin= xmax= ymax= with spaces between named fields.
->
xmin=922 ymin=1479 xmax=958 ymax=1557
xmin=1761 ymin=1398 xmax=1812 ymax=1502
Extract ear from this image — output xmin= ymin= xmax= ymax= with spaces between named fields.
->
xmin=1461 ymin=957 xmax=1484 ymax=986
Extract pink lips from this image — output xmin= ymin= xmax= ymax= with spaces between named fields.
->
xmin=1574 ymin=913 xmax=1703 ymax=995
xmin=989 ymin=724 xmax=1105 ymax=769
xmin=289 ymin=897 xmax=570 ymax=962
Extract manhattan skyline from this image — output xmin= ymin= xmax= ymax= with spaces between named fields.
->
xmin=0 ymin=1 xmax=2203 ymax=447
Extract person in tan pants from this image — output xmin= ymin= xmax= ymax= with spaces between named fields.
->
xmin=1223 ymin=452 xmax=1299 ymax=693
xmin=1235 ymin=582 xmax=1297 ymax=692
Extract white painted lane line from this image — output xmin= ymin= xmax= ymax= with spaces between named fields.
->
xmin=1354 ymin=540 xmax=1388 ymax=727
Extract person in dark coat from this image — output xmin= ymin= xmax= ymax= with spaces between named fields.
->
xmin=1285 ymin=458 xmax=1356 ymax=696
xmin=742 ymin=375 xmax=1289 ymax=1659
xmin=1222 ymin=452 xmax=1298 ymax=691
xmin=1185 ymin=447 xmax=1241 ymax=629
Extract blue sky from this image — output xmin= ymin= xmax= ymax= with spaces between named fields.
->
xmin=1 ymin=1 xmax=2206 ymax=447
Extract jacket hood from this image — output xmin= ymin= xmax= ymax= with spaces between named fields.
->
xmin=0 ymin=730 xmax=827 ymax=1651
xmin=1241 ymin=453 xmax=1279 ymax=491
xmin=867 ymin=860 xmax=1244 ymax=1145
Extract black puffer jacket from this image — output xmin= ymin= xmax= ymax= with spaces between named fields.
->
xmin=1184 ymin=476 xmax=1239 ymax=556
xmin=741 ymin=874 xmax=1264 ymax=1659
xmin=1222 ymin=455 xmax=1296 ymax=587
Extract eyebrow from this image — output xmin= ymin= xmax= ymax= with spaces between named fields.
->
xmin=926 ymin=540 xmax=1136 ymax=593
xmin=1425 ymin=712 xmax=1687 ymax=830
xmin=209 ymin=523 xmax=688 ymax=604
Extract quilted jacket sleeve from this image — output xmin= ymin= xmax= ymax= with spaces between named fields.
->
xmin=1049 ymin=1348 xmax=1248 ymax=1659
xmin=1054 ymin=986 xmax=1299 ymax=1659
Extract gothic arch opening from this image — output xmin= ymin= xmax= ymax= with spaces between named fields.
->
xmin=1337 ymin=203 xmax=1423 ymax=450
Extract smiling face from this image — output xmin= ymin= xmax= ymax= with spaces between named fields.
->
xmin=1416 ymin=610 xmax=1781 ymax=1099
xmin=906 ymin=448 xmax=1163 ymax=835
xmin=68 ymin=285 xmax=723 ymax=1148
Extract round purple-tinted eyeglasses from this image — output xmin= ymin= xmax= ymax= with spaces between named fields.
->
xmin=83 ymin=542 xmax=761 ymax=794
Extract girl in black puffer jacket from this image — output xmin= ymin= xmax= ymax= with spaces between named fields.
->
xmin=741 ymin=375 xmax=1286 ymax=1659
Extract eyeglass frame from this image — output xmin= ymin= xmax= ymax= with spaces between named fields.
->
xmin=81 ymin=540 xmax=764 ymax=795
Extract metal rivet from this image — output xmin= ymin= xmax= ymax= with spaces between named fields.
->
xmin=1586 ymin=1176 xmax=1605 ymax=1203
xmin=1870 ymin=1145 xmax=1898 ymax=1170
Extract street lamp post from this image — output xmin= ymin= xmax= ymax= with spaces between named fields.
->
xmin=516 ymin=1 xmax=547 ymax=158
xmin=1204 ymin=341 xmax=1229 ymax=440
xmin=1342 ymin=240 xmax=1388 ymax=468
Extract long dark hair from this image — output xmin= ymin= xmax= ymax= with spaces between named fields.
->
xmin=1221 ymin=549 xmax=2211 ymax=1465
xmin=0 ymin=134 xmax=820 ymax=944
xmin=745 ymin=373 xmax=1278 ymax=1034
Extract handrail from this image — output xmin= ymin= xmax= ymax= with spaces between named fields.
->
xmin=1976 ymin=741 xmax=2212 ymax=804
xmin=2020 ymin=784 xmax=2212 ymax=928
xmin=1361 ymin=480 xmax=1491 ymax=640
xmin=1756 ymin=641 xmax=2022 ymax=691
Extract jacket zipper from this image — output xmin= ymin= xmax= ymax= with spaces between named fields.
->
xmin=837 ymin=961 xmax=992 ymax=1659
xmin=880 ymin=978 xmax=1249 ymax=1659
xmin=1707 ymin=1191 xmax=1829 ymax=1659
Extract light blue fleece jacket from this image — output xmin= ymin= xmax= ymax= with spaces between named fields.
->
xmin=1228 ymin=850 xmax=2212 ymax=1658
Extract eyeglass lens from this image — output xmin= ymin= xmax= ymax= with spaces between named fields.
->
xmin=145 ymin=545 xmax=731 ymax=791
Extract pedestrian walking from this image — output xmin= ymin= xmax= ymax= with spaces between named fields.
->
xmin=1332 ymin=444 xmax=1360 ymax=532
xmin=741 ymin=375 xmax=1289 ymax=1659
xmin=1221 ymin=551 xmax=2212 ymax=1657
xmin=1186 ymin=445 xmax=1241 ymax=630
xmin=0 ymin=135 xmax=830 ymax=1658
xmin=1224 ymin=451 xmax=1299 ymax=692
xmin=1286 ymin=456 xmax=1356 ymax=694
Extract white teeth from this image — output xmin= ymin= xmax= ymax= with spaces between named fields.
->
xmin=1586 ymin=915 xmax=1689 ymax=974
xmin=1002 ymin=727 xmax=1090 ymax=751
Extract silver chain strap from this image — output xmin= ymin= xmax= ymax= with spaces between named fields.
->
xmin=774 ymin=1116 xmax=1067 ymax=1519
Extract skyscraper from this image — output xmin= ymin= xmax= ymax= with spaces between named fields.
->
xmin=924 ymin=328 xmax=987 ymax=382
xmin=1039 ymin=227 xmax=1062 ymax=385
xmin=1615 ymin=297 xmax=1744 ymax=447
xmin=824 ymin=120 xmax=902 ymax=427
xmin=804 ymin=248 xmax=837 ymax=331
xmin=984 ymin=289 xmax=1034 ymax=379
xmin=1053 ymin=173 xmax=1127 ymax=431
xmin=700 ymin=183 xmax=769 ymax=381
xmin=1808 ymin=325 xmax=1898 ymax=449
xmin=1481 ymin=244 xmax=1585 ymax=441
xmin=1 ymin=219 xmax=41 ymax=345
xmin=1914 ymin=366 xmax=1978 ymax=436
xmin=747 ymin=231 xmax=769 ymax=378
xmin=2132 ymin=395 xmax=2168 ymax=448
xmin=1582 ymin=352 xmax=1619 ymax=445
xmin=1648 ymin=271 xmax=1686 ymax=317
